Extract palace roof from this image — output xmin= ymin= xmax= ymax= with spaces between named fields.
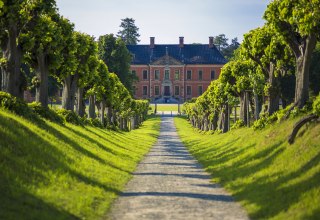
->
xmin=126 ymin=44 xmax=227 ymax=65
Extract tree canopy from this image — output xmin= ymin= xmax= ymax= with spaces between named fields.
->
xmin=117 ymin=18 xmax=140 ymax=45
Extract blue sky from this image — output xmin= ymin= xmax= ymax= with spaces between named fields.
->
xmin=56 ymin=0 xmax=270 ymax=44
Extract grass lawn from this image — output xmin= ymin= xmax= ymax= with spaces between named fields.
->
xmin=0 ymin=110 xmax=160 ymax=220
xmin=174 ymin=116 xmax=320 ymax=220
xmin=149 ymin=104 xmax=181 ymax=113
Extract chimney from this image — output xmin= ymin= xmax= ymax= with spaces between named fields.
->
xmin=209 ymin=36 xmax=214 ymax=48
xmin=150 ymin=37 xmax=155 ymax=48
xmin=179 ymin=37 xmax=184 ymax=48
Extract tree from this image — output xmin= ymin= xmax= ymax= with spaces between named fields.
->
xmin=0 ymin=0 xmax=56 ymax=98
xmin=264 ymin=0 xmax=320 ymax=108
xmin=22 ymin=11 xmax=63 ymax=107
xmin=98 ymin=34 xmax=135 ymax=93
xmin=52 ymin=17 xmax=78 ymax=111
xmin=212 ymin=34 xmax=240 ymax=60
xmin=241 ymin=25 xmax=295 ymax=115
xmin=213 ymin=34 xmax=229 ymax=51
xmin=223 ymin=38 xmax=240 ymax=60
xmin=117 ymin=18 xmax=140 ymax=45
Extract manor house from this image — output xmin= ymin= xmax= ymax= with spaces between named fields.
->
xmin=126 ymin=37 xmax=226 ymax=103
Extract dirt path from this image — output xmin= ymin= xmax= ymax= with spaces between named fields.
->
xmin=108 ymin=117 xmax=249 ymax=220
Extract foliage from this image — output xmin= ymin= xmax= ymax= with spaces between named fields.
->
xmin=312 ymin=94 xmax=320 ymax=116
xmin=85 ymin=118 xmax=104 ymax=128
xmin=98 ymin=34 xmax=134 ymax=92
xmin=55 ymin=109 xmax=83 ymax=125
xmin=264 ymin=0 xmax=320 ymax=108
xmin=212 ymin=34 xmax=240 ymax=60
xmin=231 ymin=120 xmax=244 ymax=130
xmin=175 ymin=116 xmax=320 ymax=220
xmin=0 ymin=91 xmax=31 ymax=117
xmin=117 ymin=17 xmax=140 ymax=45
xmin=0 ymin=110 xmax=160 ymax=220
xmin=28 ymin=102 xmax=65 ymax=124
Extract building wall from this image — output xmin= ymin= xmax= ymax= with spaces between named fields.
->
xmin=131 ymin=64 xmax=223 ymax=102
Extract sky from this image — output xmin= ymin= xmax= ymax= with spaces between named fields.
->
xmin=56 ymin=0 xmax=271 ymax=45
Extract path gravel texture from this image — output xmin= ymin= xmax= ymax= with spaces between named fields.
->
xmin=108 ymin=117 xmax=249 ymax=220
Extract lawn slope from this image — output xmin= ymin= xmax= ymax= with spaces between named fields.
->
xmin=175 ymin=116 xmax=320 ymax=220
xmin=0 ymin=110 xmax=160 ymax=220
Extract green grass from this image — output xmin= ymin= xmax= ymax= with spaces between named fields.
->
xmin=149 ymin=104 xmax=180 ymax=112
xmin=0 ymin=110 xmax=160 ymax=220
xmin=174 ymin=116 xmax=320 ymax=220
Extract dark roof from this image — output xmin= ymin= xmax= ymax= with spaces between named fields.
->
xmin=126 ymin=44 xmax=227 ymax=65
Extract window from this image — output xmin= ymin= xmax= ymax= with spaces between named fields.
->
xmin=211 ymin=70 xmax=215 ymax=80
xmin=165 ymin=69 xmax=170 ymax=80
xmin=143 ymin=70 xmax=148 ymax=80
xmin=174 ymin=86 xmax=180 ymax=96
xmin=132 ymin=86 xmax=136 ymax=96
xmin=198 ymin=70 xmax=203 ymax=80
xmin=143 ymin=86 xmax=148 ymax=96
xmin=154 ymin=86 xmax=160 ymax=96
xmin=186 ymin=70 xmax=192 ymax=80
xmin=154 ymin=70 xmax=160 ymax=80
xmin=186 ymin=86 xmax=192 ymax=96
xmin=198 ymin=85 xmax=203 ymax=96
xmin=174 ymin=70 xmax=180 ymax=80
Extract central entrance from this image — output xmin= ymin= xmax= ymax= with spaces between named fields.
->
xmin=164 ymin=86 xmax=170 ymax=96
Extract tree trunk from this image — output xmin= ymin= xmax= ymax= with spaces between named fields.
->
xmin=204 ymin=114 xmax=209 ymax=131
xmin=88 ymin=95 xmax=96 ymax=119
xmin=76 ymin=87 xmax=86 ymax=117
xmin=106 ymin=107 xmax=112 ymax=126
xmin=1 ymin=24 xmax=25 ymax=98
xmin=35 ymin=53 xmax=49 ymax=106
xmin=95 ymin=100 xmax=101 ymax=118
xmin=218 ymin=105 xmax=229 ymax=133
xmin=294 ymin=34 xmax=317 ymax=108
xmin=267 ymin=63 xmax=280 ymax=115
xmin=119 ymin=117 xmax=123 ymax=130
xmin=240 ymin=92 xmax=248 ymax=125
xmin=62 ymin=74 xmax=78 ymax=111
xmin=254 ymin=92 xmax=261 ymax=120
xmin=124 ymin=118 xmax=128 ymax=131
xmin=288 ymin=114 xmax=318 ymax=144
xmin=100 ymin=100 xmax=106 ymax=126
xmin=211 ymin=111 xmax=219 ymax=131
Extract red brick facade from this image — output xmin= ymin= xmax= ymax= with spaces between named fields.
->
xmin=127 ymin=37 xmax=226 ymax=103
xmin=131 ymin=64 xmax=223 ymax=102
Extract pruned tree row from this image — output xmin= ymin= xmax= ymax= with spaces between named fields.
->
xmin=0 ymin=1 xmax=148 ymax=131
xmin=183 ymin=0 xmax=320 ymax=141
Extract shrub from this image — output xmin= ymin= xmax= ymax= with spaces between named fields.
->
xmin=85 ymin=118 xmax=104 ymax=128
xmin=28 ymin=102 xmax=65 ymax=124
xmin=231 ymin=120 xmax=245 ymax=130
xmin=55 ymin=109 xmax=83 ymax=125
xmin=252 ymin=112 xmax=277 ymax=130
xmin=0 ymin=91 xmax=32 ymax=117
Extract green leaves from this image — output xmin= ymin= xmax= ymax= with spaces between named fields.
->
xmin=117 ymin=17 xmax=140 ymax=45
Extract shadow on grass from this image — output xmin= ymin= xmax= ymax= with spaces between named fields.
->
xmin=237 ymin=151 xmax=320 ymax=219
xmin=0 ymin=113 xmax=123 ymax=219
xmin=0 ymin=188 xmax=79 ymax=220
xmin=83 ymin=127 xmax=146 ymax=158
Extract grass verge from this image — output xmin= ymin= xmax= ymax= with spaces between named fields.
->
xmin=0 ymin=110 xmax=160 ymax=220
xmin=174 ymin=116 xmax=320 ymax=220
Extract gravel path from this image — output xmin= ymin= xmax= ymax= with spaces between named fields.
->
xmin=108 ymin=117 xmax=249 ymax=220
